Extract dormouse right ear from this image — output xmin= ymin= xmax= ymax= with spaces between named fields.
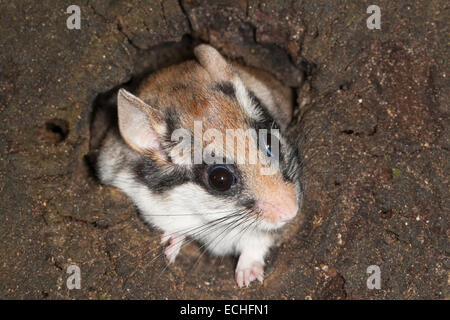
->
xmin=117 ymin=89 xmax=165 ymax=156
xmin=194 ymin=44 xmax=235 ymax=82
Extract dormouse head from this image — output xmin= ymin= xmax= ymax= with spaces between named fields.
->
xmin=117 ymin=44 xmax=301 ymax=231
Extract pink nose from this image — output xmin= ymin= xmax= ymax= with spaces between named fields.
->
xmin=258 ymin=194 xmax=298 ymax=223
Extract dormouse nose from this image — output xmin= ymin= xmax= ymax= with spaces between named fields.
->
xmin=258 ymin=184 xmax=298 ymax=223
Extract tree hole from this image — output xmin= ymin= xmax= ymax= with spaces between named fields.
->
xmin=39 ymin=119 xmax=69 ymax=144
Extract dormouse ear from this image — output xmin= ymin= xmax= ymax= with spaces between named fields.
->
xmin=117 ymin=89 xmax=164 ymax=155
xmin=194 ymin=44 xmax=234 ymax=81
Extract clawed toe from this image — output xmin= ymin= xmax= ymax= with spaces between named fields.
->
xmin=161 ymin=232 xmax=184 ymax=264
xmin=235 ymin=262 xmax=264 ymax=288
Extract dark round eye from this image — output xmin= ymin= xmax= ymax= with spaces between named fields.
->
xmin=208 ymin=166 xmax=235 ymax=192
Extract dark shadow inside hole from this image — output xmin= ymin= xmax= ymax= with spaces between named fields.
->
xmin=339 ymin=82 xmax=351 ymax=91
xmin=39 ymin=119 xmax=69 ymax=144
xmin=380 ymin=209 xmax=393 ymax=219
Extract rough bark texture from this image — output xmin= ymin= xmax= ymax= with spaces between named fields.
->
xmin=0 ymin=0 xmax=448 ymax=299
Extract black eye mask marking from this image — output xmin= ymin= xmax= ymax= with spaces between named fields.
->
xmin=214 ymin=82 xmax=236 ymax=99
xmin=133 ymin=156 xmax=191 ymax=194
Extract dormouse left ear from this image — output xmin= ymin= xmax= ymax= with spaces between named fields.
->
xmin=117 ymin=89 xmax=166 ymax=157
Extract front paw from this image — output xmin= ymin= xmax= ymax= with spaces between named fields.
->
xmin=235 ymin=261 xmax=264 ymax=288
xmin=161 ymin=231 xmax=184 ymax=264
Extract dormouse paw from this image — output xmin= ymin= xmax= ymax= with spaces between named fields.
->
xmin=161 ymin=231 xmax=184 ymax=264
xmin=235 ymin=261 xmax=264 ymax=288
